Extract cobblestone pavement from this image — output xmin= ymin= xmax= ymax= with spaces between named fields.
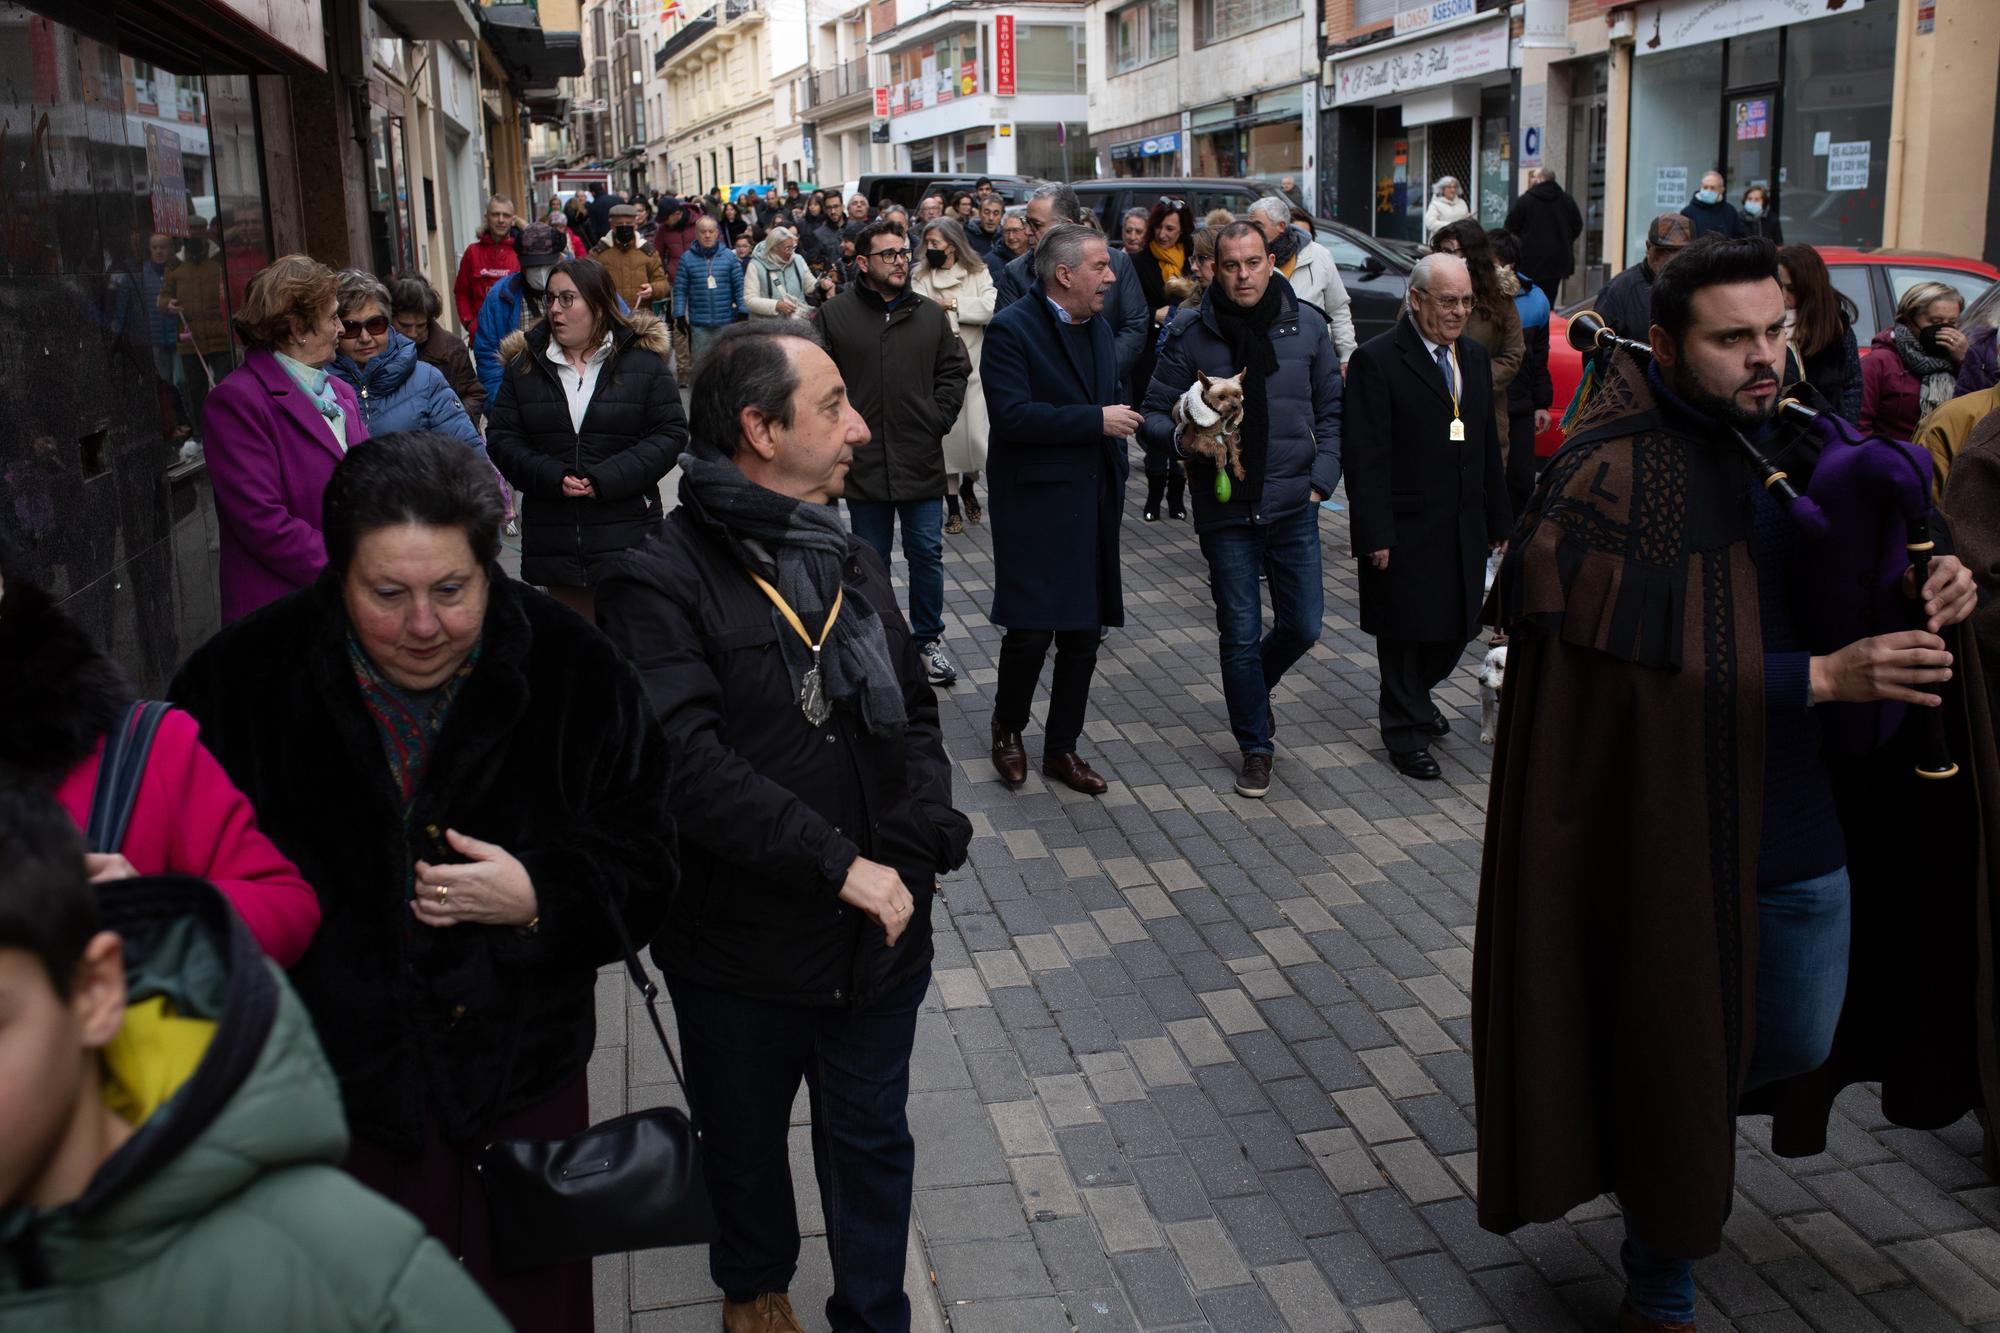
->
xmin=586 ymin=480 xmax=2000 ymax=1332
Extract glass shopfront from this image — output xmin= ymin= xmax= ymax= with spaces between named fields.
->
xmin=1192 ymin=87 xmax=1303 ymax=180
xmin=1625 ymin=2 xmax=1894 ymax=258
xmin=0 ymin=3 xmax=276 ymax=687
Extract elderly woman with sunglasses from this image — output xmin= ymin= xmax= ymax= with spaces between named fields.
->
xmin=329 ymin=270 xmax=486 ymax=458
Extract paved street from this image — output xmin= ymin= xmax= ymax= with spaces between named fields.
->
xmin=587 ymin=477 xmax=2000 ymax=1333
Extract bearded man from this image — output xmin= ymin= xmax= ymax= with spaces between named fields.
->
xmin=1475 ymin=235 xmax=1997 ymax=1332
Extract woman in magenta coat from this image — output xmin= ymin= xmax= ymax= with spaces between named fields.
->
xmin=202 ymin=255 xmax=367 ymax=622
xmin=0 ymin=572 xmax=320 ymax=965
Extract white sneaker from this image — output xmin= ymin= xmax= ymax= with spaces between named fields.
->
xmin=921 ymin=638 xmax=957 ymax=686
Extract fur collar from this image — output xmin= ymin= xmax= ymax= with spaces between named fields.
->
xmin=0 ymin=581 xmax=133 ymax=784
xmin=499 ymin=312 xmax=671 ymax=371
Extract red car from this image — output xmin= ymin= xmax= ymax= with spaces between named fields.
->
xmin=1538 ymin=247 xmax=2000 ymax=457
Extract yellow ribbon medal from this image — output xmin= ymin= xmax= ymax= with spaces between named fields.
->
xmin=744 ymin=570 xmax=843 ymax=727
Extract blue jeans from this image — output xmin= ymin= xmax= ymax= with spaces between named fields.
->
xmin=1196 ymin=507 xmax=1324 ymax=756
xmin=1622 ymin=865 xmax=1852 ymax=1322
xmin=846 ymin=498 xmax=945 ymax=643
xmin=668 ymin=966 xmax=929 ymax=1333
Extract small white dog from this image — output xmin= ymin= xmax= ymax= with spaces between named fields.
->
xmin=1476 ymin=550 xmax=1508 ymax=745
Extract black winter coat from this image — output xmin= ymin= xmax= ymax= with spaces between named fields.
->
xmin=1345 ymin=316 xmax=1512 ymax=643
xmin=168 ymin=574 xmax=677 ymax=1149
xmin=1504 ymin=181 xmax=1583 ymax=283
xmin=1594 ymin=259 xmax=1659 ymax=345
xmin=816 ymin=285 xmax=968 ymax=504
xmin=595 ymin=485 xmax=971 ymax=1009
xmin=1140 ymin=279 xmax=1345 ymax=535
xmin=487 ymin=313 xmax=687 ymax=588
xmin=981 ymin=285 xmax=1128 ymax=631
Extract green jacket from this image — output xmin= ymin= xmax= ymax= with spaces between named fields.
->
xmin=0 ymin=876 xmax=510 ymax=1331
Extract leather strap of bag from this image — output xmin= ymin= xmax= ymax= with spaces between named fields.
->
xmin=602 ymin=899 xmax=695 ymax=1122
xmin=86 ymin=701 xmax=171 ymax=855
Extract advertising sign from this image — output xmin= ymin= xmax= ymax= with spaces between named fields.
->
xmin=995 ymin=15 xmax=1016 ymax=96
xmin=873 ymin=85 xmax=890 ymax=117
xmin=1332 ymin=18 xmax=1508 ymax=104
xmin=145 ymin=124 xmax=188 ymax=237
xmin=1826 ymin=141 xmax=1870 ymax=191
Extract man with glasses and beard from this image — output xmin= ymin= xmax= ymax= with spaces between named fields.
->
xmin=816 ymin=220 xmax=969 ymax=686
xmin=1475 ymin=235 xmax=1990 ymax=1333
xmin=992 ymin=183 xmax=1150 ymax=390
xmin=1344 ymin=252 xmax=1510 ymax=781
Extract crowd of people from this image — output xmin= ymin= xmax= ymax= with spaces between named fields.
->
xmin=6 ymin=157 xmax=2000 ymax=1333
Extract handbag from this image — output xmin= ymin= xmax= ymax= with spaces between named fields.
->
xmin=475 ymin=900 xmax=719 ymax=1269
xmin=88 ymin=702 xmax=171 ymax=853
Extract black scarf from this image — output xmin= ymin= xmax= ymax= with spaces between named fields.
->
xmin=1209 ymin=279 xmax=1285 ymax=509
xmin=1269 ymin=226 xmax=1302 ymax=270
xmin=679 ymin=443 xmax=907 ymax=736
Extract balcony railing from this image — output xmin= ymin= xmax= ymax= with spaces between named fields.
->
xmin=800 ymin=55 xmax=871 ymax=110
xmin=657 ymin=0 xmax=761 ymax=69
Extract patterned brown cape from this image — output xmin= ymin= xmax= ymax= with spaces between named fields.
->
xmin=1474 ymin=354 xmax=2000 ymax=1257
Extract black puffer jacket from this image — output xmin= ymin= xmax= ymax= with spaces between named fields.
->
xmin=815 ymin=285 xmax=968 ymax=504
xmin=595 ymin=480 xmax=972 ymax=1009
xmin=488 ymin=313 xmax=688 ymax=587
xmin=169 ymin=573 xmax=677 ymax=1149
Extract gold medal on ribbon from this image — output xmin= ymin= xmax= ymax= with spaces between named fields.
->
xmin=1449 ymin=418 xmax=1466 ymax=442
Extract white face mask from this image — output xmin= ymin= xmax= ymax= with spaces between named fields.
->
xmin=524 ymin=267 xmax=550 ymax=293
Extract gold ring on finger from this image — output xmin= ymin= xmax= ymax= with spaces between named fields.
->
xmin=437 ymin=884 xmax=449 ymax=904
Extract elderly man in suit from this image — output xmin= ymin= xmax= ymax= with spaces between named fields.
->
xmin=979 ymin=223 xmax=1138 ymax=795
xmin=1344 ymin=253 xmax=1512 ymax=780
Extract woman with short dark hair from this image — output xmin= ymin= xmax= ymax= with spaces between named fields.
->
xmin=169 ymin=430 xmax=677 ymax=1333
xmin=200 ymin=255 xmax=367 ymax=621
xmin=329 ymin=269 xmax=484 ymax=453
xmin=389 ymin=271 xmax=486 ymax=421
xmin=486 ymin=257 xmax=687 ymax=621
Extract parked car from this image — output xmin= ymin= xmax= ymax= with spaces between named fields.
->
xmin=1538 ymin=247 xmax=2000 ymax=456
xmin=1068 ymin=178 xmax=1413 ymax=346
xmin=843 ymin=173 xmax=1033 ymax=210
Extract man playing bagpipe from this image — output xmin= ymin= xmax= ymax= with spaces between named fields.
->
xmin=1473 ymin=234 xmax=1997 ymax=1333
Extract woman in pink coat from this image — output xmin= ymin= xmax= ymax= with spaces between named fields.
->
xmin=0 ymin=574 xmax=319 ymax=965
xmin=202 ymin=255 xmax=367 ymax=622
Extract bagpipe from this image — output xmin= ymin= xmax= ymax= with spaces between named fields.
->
xmin=1565 ymin=310 xmax=1958 ymax=780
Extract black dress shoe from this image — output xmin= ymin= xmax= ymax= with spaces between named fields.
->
xmin=1391 ymin=749 xmax=1442 ymax=781
xmin=1425 ymin=707 xmax=1451 ymax=738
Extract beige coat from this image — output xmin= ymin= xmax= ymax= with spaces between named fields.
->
xmin=909 ymin=261 xmax=996 ymax=474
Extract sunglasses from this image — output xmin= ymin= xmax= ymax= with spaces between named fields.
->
xmin=1158 ymin=196 xmax=1187 ymax=210
xmin=340 ymin=314 xmax=389 ymax=338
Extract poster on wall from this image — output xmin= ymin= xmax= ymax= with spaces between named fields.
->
xmin=1826 ymin=141 xmax=1870 ymax=191
xmin=1654 ymin=165 xmax=1687 ymax=210
xmin=994 ymin=16 xmax=1016 ymax=96
xmin=960 ymin=60 xmax=977 ymax=98
xmin=145 ymin=124 xmax=188 ymax=237
xmin=1734 ymin=97 xmax=1768 ymax=141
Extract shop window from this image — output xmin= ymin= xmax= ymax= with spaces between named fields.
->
xmin=1626 ymin=43 xmax=1721 ymax=260
xmin=1778 ymin=4 xmax=1893 ymax=249
xmin=1195 ymin=0 xmax=1300 ymax=47
xmin=1015 ymin=25 xmax=1086 ymax=93
xmin=1108 ymin=0 xmax=1177 ymax=76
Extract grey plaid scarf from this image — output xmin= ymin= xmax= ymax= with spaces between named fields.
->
xmin=679 ymin=444 xmax=907 ymax=736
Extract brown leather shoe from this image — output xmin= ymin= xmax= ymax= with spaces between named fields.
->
xmin=723 ymin=1291 xmax=805 ymax=1333
xmin=990 ymin=722 xmax=1027 ymax=786
xmin=1043 ymin=751 xmax=1109 ymax=795
xmin=1617 ymin=1303 xmax=1695 ymax=1333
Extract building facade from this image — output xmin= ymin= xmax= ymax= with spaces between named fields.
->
xmin=795 ymin=4 xmax=886 ymax=191
xmin=1085 ymin=0 xmax=1318 ymax=198
xmin=658 ymin=0 xmax=802 ymax=199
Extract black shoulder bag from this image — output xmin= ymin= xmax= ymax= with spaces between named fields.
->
xmin=475 ymin=902 xmax=719 ymax=1269
xmin=88 ymin=702 xmax=172 ymax=853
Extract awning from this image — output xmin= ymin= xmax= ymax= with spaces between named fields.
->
xmin=481 ymin=4 xmax=584 ymax=90
xmin=373 ymin=0 xmax=478 ymax=42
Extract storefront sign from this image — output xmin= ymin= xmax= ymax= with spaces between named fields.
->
xmin=1112 ymin=131 xmax=1182 ymax=160
xmin=145 ymin=125 xmax=188 ymax=237
xmin=994 ymin=15 xmax=1017 ymax=97
xmin=1734 ymin=97 xmax=1768 ymax=140
xmin=1655 ymin=165 xmax=1688 ymax=210
xmin=1331 ymin=17 xmax=1508 ymax=104
xmin=1826 ymin=140 xmax=1870 ymax=191
xmin=874 ymin=86 xmax=890 ymax=117
xmin=1520 ymin=0 xmax=1567 ymax=48
xmin=1633 ymin=0 xmax=1864 ymax=58
xmin=960 ymin=60 xmax=977 ymax=97
xmin=1392 ymin=0 xmax=1474 ymax=36
xmin=1520 ymin=83 xmax=1545 ymax=167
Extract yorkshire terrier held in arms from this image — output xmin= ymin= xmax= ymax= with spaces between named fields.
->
xmin=1173 ymin=370 xmax=1247 ymax=501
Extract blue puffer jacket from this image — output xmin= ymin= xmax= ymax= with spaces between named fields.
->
xmin=672 ymin=242 xmax=745 ymax=327
xmin=331 ymin=330 xmax=485 ymax=454
xmin=1139 ymin=277 xmax=1344 ymax=534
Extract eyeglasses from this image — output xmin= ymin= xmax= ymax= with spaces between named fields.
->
xmin=1416 ymin=292 xmax=1475 ymax=311
xmin=339 ymin=314 xmax=389 ymax=338
xmin=549 ymin=290 xmax=583 ymax=308
xmin=865 ymin=250 xmax=910 ymax=266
